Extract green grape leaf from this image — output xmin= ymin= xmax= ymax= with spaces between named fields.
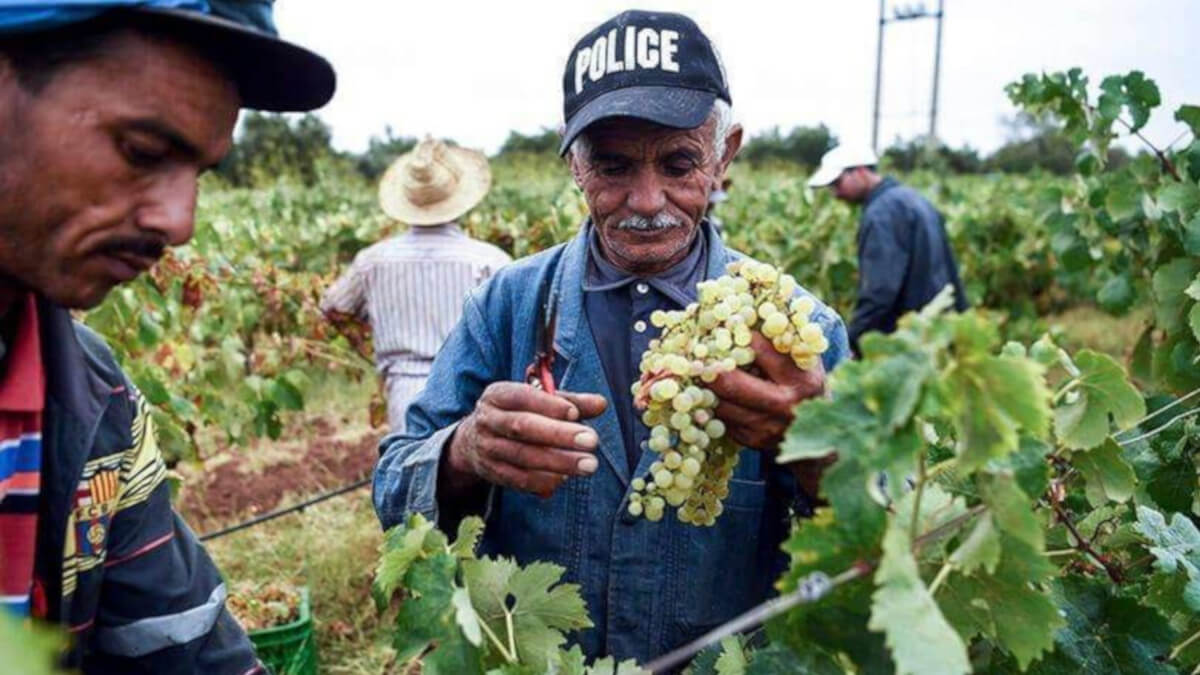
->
xmin=980 ymin=472 xmax=1044 ymax=551
xmin=1133 ymin=505 xmax=1200 ymax=578
xmin=1097 ymin=274 xmax=1136 ymax=314
xmin=268 ymin=377 xmax=304 ymax=411
xmin=1145 ymin=567 xmax=1200 ymax=618
xmin=373 ymin=514 xmax=438 ymax=610
xmin=392 ymin=552 xmax=478 ymax=667
xmin=779 ymin=395 xmax=879 ymax=462
xmin=1153 ymin=258 xmax=1200 ymax=334
xmin=1031 ymin=577 xmax=1175 ymax=675
xmin=938 ymin=536 xmax=1061 ymax=670
xmin=134 ymin=373 xmax=171 ymax=407
xmin=744 ymin=642 xmax=843 ymax=675
xmin=1159 ymin=182 xmax=1200 ymax=215
xmin=0 ymin=614 xmax=65 ymax=675
xmin=422 ymin=628 xmax=484 ymax=675
xmin=947 ymin=354 xmax=1051 ymax=471
xmin=988 ymin=435 xmax=1052 ymax=500
xmin=714 ymin=636 xmax=748 ymax=675
xmin=1098 ymin=71 xmax=1161 ymax=131
xmin=461 ymin=557 xmax=592 ymax=672
xmin=868 ymin=508 xmax=970 ymax=675
xmin=1177 ymin=104 xmax=1200 ymax=138
xmin=949 ymin=514 xmax=1002 ymax=575
xmin=553 ymin=645 xmax=646 ymax=675
xmin=1054 ymin=350 xmax=1146 ymax=449
xmin=452 ymin=586 xmax=483 ymax=647
xmin=1184 ymin=215 xmax=1200 ymax=257
xmin=1190 ymin=303 xmax=1200 ymax=344
xmin=1105 ymin=177 xmax=1143 ymax=221
xmin=450 ymin=517 xmax=485 ymax=560
xmin=857 ymin=334 xmax=938 ymax=430
xmin=1073 ymin=438 xmax=1138 ymax=506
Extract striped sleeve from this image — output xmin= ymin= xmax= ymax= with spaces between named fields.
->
xmin=320 ymin=258 xmax=367 ymax=319
xmin=88 ymin=395 xmax=262 ymax=673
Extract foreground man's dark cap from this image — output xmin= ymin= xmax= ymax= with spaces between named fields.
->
xmin=560 ymin=9 xmax=730 ymax=155
xmin=0 ymin=0 xmax=336 ymax=112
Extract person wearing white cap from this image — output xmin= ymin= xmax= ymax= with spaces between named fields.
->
xmin=809 ymin=144 xmax=968 ymax=353
xmin=320 ymin=138 xmax=511 ymax=433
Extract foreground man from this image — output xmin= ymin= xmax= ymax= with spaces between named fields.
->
xmin=321 ymin=138 xmax=510 ymax=433
xmin=0 ymin=1 xmax=334 ymax=671
xmin=808 ymin=145 xmax=968 ymax=354
xmin=375 ymin=10 xmax=848 ymax=663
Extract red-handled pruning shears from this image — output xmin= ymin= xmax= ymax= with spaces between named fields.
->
xmin=525 ymin=285 xmax=559 ymax=394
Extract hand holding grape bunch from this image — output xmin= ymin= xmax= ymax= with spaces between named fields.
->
xmin=628 ymin=260 xmax=830 ymax=526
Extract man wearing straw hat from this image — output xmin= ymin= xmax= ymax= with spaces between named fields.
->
xmin=0 ymin=0 xmax=333 ymax=670
xmin=375 ymin=9 xmax=849 ymax=665
xmin=321 ymin=138 xmax=511 ymax=433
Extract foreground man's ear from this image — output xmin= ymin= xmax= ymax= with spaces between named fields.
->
xmin=717 ymin=124 xmax=744 ymax=178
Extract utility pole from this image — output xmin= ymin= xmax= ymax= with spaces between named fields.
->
xmin=870 ymin=2 xmax=946 ymax=154
xmin=928 ymin=0 xmax=945 ymax=148
xmin=878 ymin=0 xmax=888 ymax=152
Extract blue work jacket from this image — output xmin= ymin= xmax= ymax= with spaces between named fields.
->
xmin=374 ymin=222 xmax=849 ymax=665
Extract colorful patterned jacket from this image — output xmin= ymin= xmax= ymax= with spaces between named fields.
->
xmin=31 ymin=298 xmax=262 ymax=673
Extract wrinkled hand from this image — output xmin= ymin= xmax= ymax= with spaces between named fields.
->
xmin=443 ymin=382 xmax=608 ymax=497
xmin=710 ymin=333 xmax=826 ymax=453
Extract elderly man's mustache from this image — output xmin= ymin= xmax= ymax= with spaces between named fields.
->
xmin=616 ymin=213 xmax=683 ymax=231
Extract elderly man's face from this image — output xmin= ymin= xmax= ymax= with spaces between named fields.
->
xmin=569 ymin=115 xmax=740 ymax=275
xmin=0 ymin=28 xmax=239 ymax=309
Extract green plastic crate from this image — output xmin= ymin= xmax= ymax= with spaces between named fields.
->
xmin=247 ymin=587 xmax=318 ymax=675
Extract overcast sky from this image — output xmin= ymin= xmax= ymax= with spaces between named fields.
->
xmin=274 ymin=0 xmax=1198 ymax=156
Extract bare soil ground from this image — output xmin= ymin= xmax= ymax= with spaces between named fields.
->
xmin=177 ymin=415 xmax=384 ymax=532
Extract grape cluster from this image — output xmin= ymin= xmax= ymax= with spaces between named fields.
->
xmin=626 ymin=260 xmax=830 ymax=526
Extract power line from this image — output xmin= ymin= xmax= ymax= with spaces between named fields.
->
xmin=872 ymin=0 xmax=946 ymax=152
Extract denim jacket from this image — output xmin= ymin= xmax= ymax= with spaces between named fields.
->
xmin=374 ymin=223 xmax=849 ymax=664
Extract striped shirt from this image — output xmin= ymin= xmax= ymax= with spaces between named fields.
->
xmin=0 ymin=294 xmax=44 ymax=618
xmin=321 ymin=222 xmax=510 ymax=429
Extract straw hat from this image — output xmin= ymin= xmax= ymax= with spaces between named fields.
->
xmin=378 ymin=138 xmax=491 ymax=225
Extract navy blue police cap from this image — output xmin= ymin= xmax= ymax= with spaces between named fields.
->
xmin=560 ymin=9 xmax=731 ymax=155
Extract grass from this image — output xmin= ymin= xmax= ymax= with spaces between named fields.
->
xmin=1044 ymin=304 xmax=1150 ymax=360
xmin=185 ymin=369 xmax=396 ymax=673
xmin=203 ymin=487 xmax=395 ymax=674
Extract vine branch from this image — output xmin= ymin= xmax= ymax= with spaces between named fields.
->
xmin=1052 ymin=504 xmax=1124 ymax=583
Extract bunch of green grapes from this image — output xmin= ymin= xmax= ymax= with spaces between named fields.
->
xmin=626 ymin=260 xmax=829 ymax=526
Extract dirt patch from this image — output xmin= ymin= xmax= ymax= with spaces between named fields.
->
xmin=177 ymin=417 xmax=385 ymax=533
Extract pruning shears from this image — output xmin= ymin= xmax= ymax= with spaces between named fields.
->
xmin=525 ymin=283 xmax=559 ymax=395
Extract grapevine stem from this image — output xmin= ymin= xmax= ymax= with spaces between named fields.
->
xmin=1045 ymin=548 xmax=1078 ymax=558
xmin=926 ymin=458 xmax=958 ymax=480
xmin=913 ymin=505 xmax=987 ymax=556
xmin=506 ymin=607 xmax=517 ymax=663
xmin=928 ymin=561 xmax=953 ymax=595
xmin=1118 ymin=408 xmax=1200 ymax=446
xmin=1171 ymin=627 xmax=1200 ymax=662
xmin=477 ymin=611 xmax=515 ymax=663
xmin=1053 ymin=504 xmax=1124 ymax=584
xmin=1053 ymin=379 xmax=1081 ymax=404
xmin=910 ymin=453 xmax=927 ymax=545
xmin=1112 ymin=114 xmax=1183 ymax=181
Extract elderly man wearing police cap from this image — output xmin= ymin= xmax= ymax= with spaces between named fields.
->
xmin=376 ymin=9 xmax=849 ymax=664
xmin=321 ymin=138 xmax=511 ymax=433
xmin=0 ymin=1 xmax=333 ymax=671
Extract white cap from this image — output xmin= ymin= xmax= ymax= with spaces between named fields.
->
xmin=807 ymin=144 xmax=879 ymax=187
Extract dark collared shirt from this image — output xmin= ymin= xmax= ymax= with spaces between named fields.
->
xmin=582 ymin=222 xmax=709 ymax=470
xmin=850 ymin=177 xmax=968 ymax=353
